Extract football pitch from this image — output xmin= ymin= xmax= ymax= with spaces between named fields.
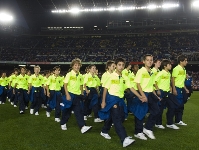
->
xmin=0 ymin=92 xmax=199 ymax=150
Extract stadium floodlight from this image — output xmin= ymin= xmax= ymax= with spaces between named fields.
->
xmin=117 ymin=6 xmax=124 ymax=11
xmin=162 ymin=3 xmax=179 ymax=9
xmin=116 ymin=6 xmax=135 ymax=11
xmin=51 ymin=3 xmax=180 ymax=13
xmin=69 ymin=8 xmax=80 ymax=14
xmin=192 ymin=1 xmax=199 ymax=7
xmin=94 ymin=26 xmax=97 ymax=27
xmin=136 ymin=6 xmax=147 ymax=10
xmin=0 ymin=12 xmax=13 ymax=22
xmin=93 ymin=8 xmax=103 ymax=11
xmin=147 ymin=4 xmax=157 ymax=10
xmin=126 ymin=21 xmax=129 ymax=22
xmin=107 ymin=7 xmax=116 ymax=11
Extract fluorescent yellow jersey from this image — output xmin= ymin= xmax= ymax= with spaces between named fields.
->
xmin=23 ymin=75 xmax=30 ymax=90
xmin=104 ymin=72 xmax=128 ymax=98
xmin=152 ymin=67 xmax=160 ymax=90
xmin=128 ymin=72 xmax=137 ymax=90
xmin=101 ymin=71 xmax=112 ymax=88
xmin=0 ymin=77 xmax=9 ymax=86
xmin=46 ymin=74 xmax=63 ymax=91
xmin=15 ymin=74 xmax=29 ymax=89
xmin=64 ymin=70 xmax=83 ymax=95
xmin=152 ymin=68 xmax=160 ymax=76
xmin=79 ymin=74 xmax=83 ymax=85
xmin=43 ymin=76 xmax=49 ymax=86
xmin=172 ymin=65 xmax=186 ymax=88
xmin=83 ymin=73 xmax=97 ymax=88
xmin=82 ymin=73 xmax=87 ymax=90
xmin=134 ymin=67 xmax=154 ymax=92
xmin=28 ymin=74 xmax=44 ymax=87
xmin=9 ymin=74 xmax=18 ymax=88
xmin=155 ymin=70 xmax=171 ymax=92
xmin=95 ymin=75 xmax=101 ymax=87
xmin=60 ymin=76 xmax=64 ymax=87
xmin=122 ymin=69 xmax=131 ymax=79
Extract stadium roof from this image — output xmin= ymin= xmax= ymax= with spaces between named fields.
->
xmin=14 ymin=0 xmax=198 ymax=30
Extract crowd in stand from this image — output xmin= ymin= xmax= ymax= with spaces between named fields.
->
xmin=0 ymin=35 xmax=199 ymax=62
xmin=191 ymin=72 xmax=199 ymax=90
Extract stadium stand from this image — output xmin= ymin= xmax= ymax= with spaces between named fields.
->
xmin=0 ymin=35 xmax=199 ymax=62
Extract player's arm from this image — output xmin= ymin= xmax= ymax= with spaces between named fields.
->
xmin=46 ymin=76 xmax=51 ymax=97
xmin=64 ymin=83 xmax=71 ymax=100
xmin=171 ymin=77 xmax=177 ymax=95
xmin=184 ymin=85 xmax=189 ymax=93
xmin=83 ymin=75 xmax=90 ymax=95
xmin=101 ymin=76 xmax=111 ymax=108
xmin=130 ymin=87 xmax=147 ymax=102
xmin=101 ymin=87 xmax=107 ymax=109
xmin=28 ymin=76 xmax=32 ymax=94
xmin=137 ymin=83 xmax=148 ymax=102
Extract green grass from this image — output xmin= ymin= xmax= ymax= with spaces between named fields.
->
xmin=0 ymin=92 xmax=199 ymax=150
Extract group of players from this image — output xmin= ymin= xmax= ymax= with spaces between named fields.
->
xmin=0 ymin=54 xmax=190 ymax=147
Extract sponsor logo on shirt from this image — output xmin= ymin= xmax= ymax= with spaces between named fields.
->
xmin=111 ymin=80 xmax=120 ymax=84
xmin=70 ymin=76 xmax=76 ymax=81
xmin=142 ymin=73 xmax=150 ymax=78
xmin=88 ymin=78 xmax=92 ymax=82
xmin=161 ymin=76 xmax=169 ymax=79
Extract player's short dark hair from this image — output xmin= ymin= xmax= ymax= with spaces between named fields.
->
xmin=161 ymin=59 xmax=171 ymax=69
xmin=154 ymin=59 xmax=161 ymax=63
xmin=143 ymin=54 xmax=153 ymax=61
xmin=44 ymin=70 xmax=50 ymax=75
xmin=53 ymin=66 xmax=61 ymax=71
xmin=20 ymin=66 xmax=26 ymax=71
xmin=13 ymin=68 xmax=19 ymax=72
xmin=115 ymin=58 xmax=125 ymax=65
xmin=105 ymin=60 xmax=115 ymax=70
xmin=125 ymin=62 xmax=131 ymax=68
xmin=177 ymin=55 xmax=187 ymax=64
xmin=88 ymin=64 xmax=96 ymax=69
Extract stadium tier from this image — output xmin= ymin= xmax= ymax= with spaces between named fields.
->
xmin=0 ymin=35 xmax=199 ymax=62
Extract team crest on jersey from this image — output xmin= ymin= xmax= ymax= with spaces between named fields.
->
xmin=179 ymin=71 xmax=185 ymax=75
